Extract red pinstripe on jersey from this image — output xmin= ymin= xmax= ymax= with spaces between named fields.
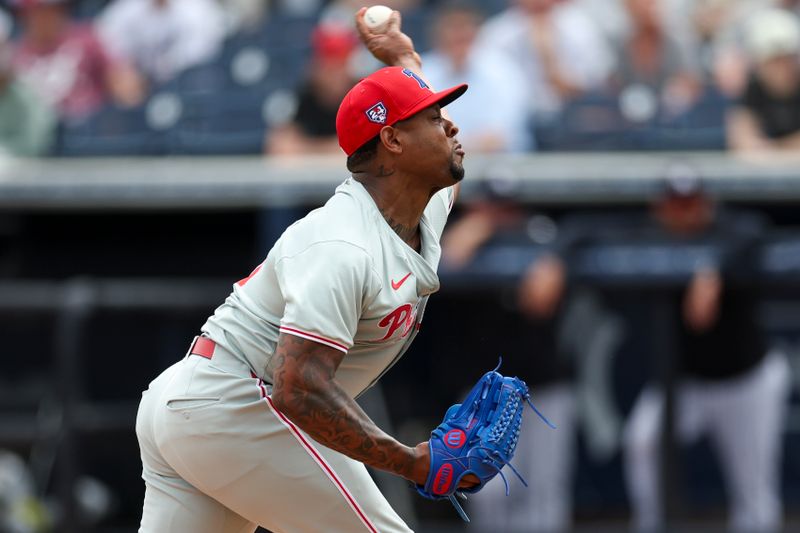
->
xmin=279 ymin=326 xmax=349 ymax=353
xmin=253 ymin=378 xmax=379 ymax=533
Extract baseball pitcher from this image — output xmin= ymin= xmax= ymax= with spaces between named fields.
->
xmin=136 ymin=8 xmax=476 ymax=532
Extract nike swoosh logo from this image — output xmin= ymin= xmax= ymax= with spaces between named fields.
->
xmin=391 ymin=272 xmax=412 ymax=291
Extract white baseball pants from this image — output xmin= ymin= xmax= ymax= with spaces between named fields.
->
xmin=136 ymin=346 xmax=413 ymax=533
xmin=623 ymin=351 xmax=790 ymax=532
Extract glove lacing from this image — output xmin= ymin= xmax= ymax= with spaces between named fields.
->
xmin=443 ymin=389 xmax=557 ymax=522
xmin=430 ymin=359 xmax=558 ymax=523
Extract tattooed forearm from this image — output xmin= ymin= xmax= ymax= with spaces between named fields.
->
xmin=270 ymin=334 xmax=418 ymax=480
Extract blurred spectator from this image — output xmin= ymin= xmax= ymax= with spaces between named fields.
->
xmin=673 ymin=0 xmax=773 ymax=97
xmin=624 ymin=171 xmax=789 ymax=532
xmin=575 ymin=0 xmax=627 ymax=43
xmin=727 ymin=8 xmax=800 ymax=153
xmin=0 ymin=20 xmax=56 ymax=156
xmin=318 ymin=0 xmax=423 ymax=79
xmin=477 ymin=0 xmax=615 ymax=122
xmin=672 ymin=0 xmax=800 ymax=98
xmin=219 ymin=0 xmax=272 ymax=35
xmin=97 ymin=0 xmax=226 ymax=84
xmin=442 ymin=187 xmax=577 ymax=532
xmin=613 ymin=0 xmax=701 ymax=122
xmin=219 ymin=0 xmax=271 ymax=34
xmin=421 ymin=1 xmax=532 ymax=153
xmin=264 ymin=23 xmax=358 ymax=156
xmin=685 ymin=0 xmax=748 ymax=95
xmin=9 ymin=0 xmax=144 ymax=123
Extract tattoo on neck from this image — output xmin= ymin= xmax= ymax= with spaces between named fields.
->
xmin=377 ymin=165 xmax=395 ymax=177
xmin=380 ymin=209 xmax=419 ymax=248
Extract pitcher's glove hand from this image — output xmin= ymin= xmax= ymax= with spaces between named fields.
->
xmin=416 ymin=360 xmax=555 ymax=522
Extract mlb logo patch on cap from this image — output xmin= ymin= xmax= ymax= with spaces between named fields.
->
xmin=365 ymin=102 xmax=387 ymax=124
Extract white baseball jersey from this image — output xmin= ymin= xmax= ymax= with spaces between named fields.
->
xmin=137 ymin=177 xmax=455 ymax=533
xmin=202 ymin=177 xmax=455 ymax=398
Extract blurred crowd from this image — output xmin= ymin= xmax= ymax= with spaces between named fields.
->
xmin=1 ymin=0 xmax=800 ymax=156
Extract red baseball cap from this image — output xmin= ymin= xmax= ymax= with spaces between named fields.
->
xmin=336 ymin=66 xmax=467 ymax=156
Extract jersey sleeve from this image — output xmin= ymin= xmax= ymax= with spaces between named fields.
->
xmin=424 ymin=186 xmax=456 ymax=240
xmin=275 ymin=241 xmax=378 ymax=353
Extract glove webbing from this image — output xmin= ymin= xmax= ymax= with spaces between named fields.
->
xmin=446 ymin=393 xmax=556 ymax=522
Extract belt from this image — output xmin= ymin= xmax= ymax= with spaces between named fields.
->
xmin=185 ymin=335 xmax=264 ymax=382
xmin=187 ymin=335 xmax=216 ymax=359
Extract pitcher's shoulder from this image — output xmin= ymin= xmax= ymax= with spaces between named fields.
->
xmin=275 ymin=192 xmax=379 ymax=257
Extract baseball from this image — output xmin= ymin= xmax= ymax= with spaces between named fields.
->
xmin=364 ymin=5 xmax=393 ymax=31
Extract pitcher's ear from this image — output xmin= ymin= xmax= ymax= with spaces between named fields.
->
xmin=379 ymin=125 xmax=403 ymax=155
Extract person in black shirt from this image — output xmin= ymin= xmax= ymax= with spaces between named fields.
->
xmin=727 ymin=8 xmax=800 ymax=152
xmin=623 ymin=172 xmax=790 ymax=532
xmin=440 ymin=181 xmax=605 ymax=532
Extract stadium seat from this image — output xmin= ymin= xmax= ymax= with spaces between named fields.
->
xmin=535 ymin=92 xmax=634 ymax=151
xmin=220 ymin=28 xmax=310 ymax=93
xmin=260 ymin=14 xmax=316 ymax=49
xmin=168 ymin=90 xmax=268 ymax=155
xmin=652 ymin=86 xmax=729 ymax=151
xmin=535 ymin=86 xmax=729 ymax=152
xmin=132 ymin=40 xmax=306 ymax=155
xmin=57 ymin=104 xmax=168 ymax=156
xmin=396 ymin=8 xmax=431 ymax=54
xmin=228 ymin=46 xmax=271 ymax=87
xmin=173 ymin=62 xmax=229 ymax=97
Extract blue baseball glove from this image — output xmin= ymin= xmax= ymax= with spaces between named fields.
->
xmin=416 ymin=360 xmax=555 ymax=522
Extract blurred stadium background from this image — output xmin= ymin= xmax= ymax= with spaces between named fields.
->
xmin=2 ymin=0 xmax=800 ymax=531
